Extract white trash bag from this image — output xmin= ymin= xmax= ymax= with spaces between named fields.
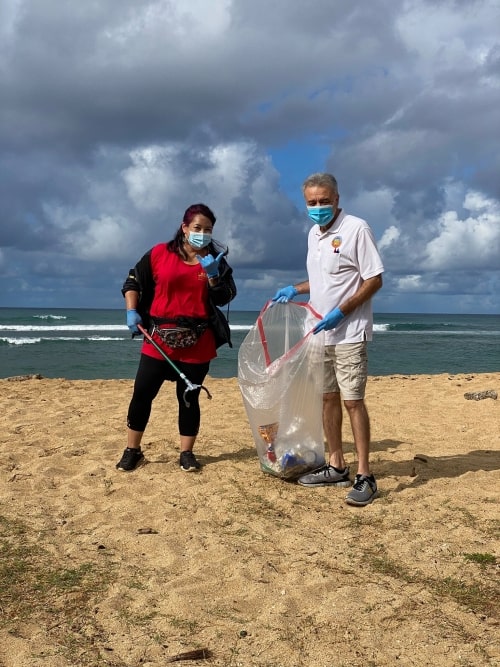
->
xmin=238 ymin=301 xmax=326 ymax=479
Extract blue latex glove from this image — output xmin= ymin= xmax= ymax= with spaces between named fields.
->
xmin=313 ymin=306 xmax=345 ymax=334
xmin=126 ymin=309 xmax=142 ymax=334
xmin=272 ymin=285 xmax=298 ymax=303
xmin=196 ymin=251 xmax=224 ymax=278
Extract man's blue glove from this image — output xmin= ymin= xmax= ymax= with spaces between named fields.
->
xmin=272 ymin=285 xmax=298 ymax=303
xmin=313 ymin=306 xmax=345 ymax=334
xmin=126 ymin=309 xmax=142 ymax=334
xmin=196 ymin=251 xmax=224 ymax=278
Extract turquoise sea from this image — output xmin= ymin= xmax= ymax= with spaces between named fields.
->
xmin=0 ymin=307 xmax=499 ymax=380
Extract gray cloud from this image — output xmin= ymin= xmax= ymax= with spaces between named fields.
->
xmin=0 ymin=0 xmax=499 ymax=312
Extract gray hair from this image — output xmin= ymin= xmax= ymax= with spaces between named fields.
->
xmin=302 ymin=173 xmax=339 ymax=196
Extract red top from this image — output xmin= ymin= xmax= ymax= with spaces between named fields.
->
xmin=141 ymin=244 xmax=217 ymax=363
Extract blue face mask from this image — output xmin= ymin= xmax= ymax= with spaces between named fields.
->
xmin=188 ymin=232 xmax=212 ymax=249
xmin=307 ymin=205 xmax=334 ymax=226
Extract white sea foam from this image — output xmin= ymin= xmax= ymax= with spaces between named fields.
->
xmin=229 ymin=324 xmax=252 ymax=331
xmin=53 ymin=336 xmax=130 ymax=341
xmin=0 ymin=324 xmax=126 ymax=332
xmin=1 ymin=337 xmax=41 ymax=345
xmin=0 ymin=335 xmax=130 ymax=345
xmin=87 ymin=336 xmax=129 ymax=341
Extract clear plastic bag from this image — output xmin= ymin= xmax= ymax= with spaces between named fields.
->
xmin=238 ymin=301 xmax=326 ymax=479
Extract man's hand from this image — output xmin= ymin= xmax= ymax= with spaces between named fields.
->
xmin=313 ymin=307 xmax=345 ymax=333
xmin=272 ymin=285 xmax=298 ymax=303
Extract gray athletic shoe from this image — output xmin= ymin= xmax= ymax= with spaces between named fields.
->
xmin=297 ymin=464 xmax=351 ymax=487
xmin=345 ymin=474 xmax=379 ymax=506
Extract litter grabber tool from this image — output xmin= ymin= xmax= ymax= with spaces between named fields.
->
xmin=137 ymin=324 xmax=212 ymax=407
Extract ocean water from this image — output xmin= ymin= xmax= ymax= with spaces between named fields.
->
xmin=0 ymin=307 xmax=499 ymax=380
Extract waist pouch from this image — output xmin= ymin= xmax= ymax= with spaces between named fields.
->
xmin=150 ymin=316 xmax=209 ymax=349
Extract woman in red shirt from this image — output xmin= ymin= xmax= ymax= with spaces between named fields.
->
xmin=116 ymin=203 xmax=236 ymax=472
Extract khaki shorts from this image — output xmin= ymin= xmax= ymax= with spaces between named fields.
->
xmin=324 ymin=342 xmax=368 ymax=400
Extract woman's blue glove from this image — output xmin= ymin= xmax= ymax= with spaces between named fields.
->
xmin=272 ymin=285 xmax=298 ymax=303
xmin=313 ymin=306 xmax=345 ymax=333
xmin=196 ymin=251 xmax=224 ymax=278
xmin=126 ymin=309 xmax=142 ymax=334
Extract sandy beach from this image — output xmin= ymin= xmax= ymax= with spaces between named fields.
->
xmin=0 ymin=372 xmax=499 ymax=667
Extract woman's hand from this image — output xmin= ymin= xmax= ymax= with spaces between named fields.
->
xmin=126 ymin=309 xmax=143 ymax=334
xmin=196 ymin=251 xmax=224 ymax=278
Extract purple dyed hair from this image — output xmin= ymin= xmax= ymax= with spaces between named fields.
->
xmin=183 ymin=203 xmax=216 ymax=226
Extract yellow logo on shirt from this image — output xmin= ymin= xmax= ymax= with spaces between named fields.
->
xmin=331 ymin=236 xmax=342 ymax=253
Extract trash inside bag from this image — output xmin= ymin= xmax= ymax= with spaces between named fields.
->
xmin=238 ymin=301 xmax=326 ymax=479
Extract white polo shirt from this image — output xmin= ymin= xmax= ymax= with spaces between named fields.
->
xmin=306 ymin=210 xmax=384 ymax=345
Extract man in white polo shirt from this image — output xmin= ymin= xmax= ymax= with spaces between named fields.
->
xmin=273 ymin=173 xmax=384 ymax=506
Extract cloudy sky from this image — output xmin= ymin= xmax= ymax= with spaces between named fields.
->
xmin=1 ymin=0 xmax=499 ymax=314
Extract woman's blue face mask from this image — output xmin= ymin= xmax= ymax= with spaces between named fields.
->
xmin=307 ymin=205 xmax=334 ymax=226
xmin=188 ymin=231 xmax=212 ymax=249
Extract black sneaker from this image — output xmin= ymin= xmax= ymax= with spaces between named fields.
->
xmin=180 ymin=450 xmax=201 ymax=471
xmin=345 ymin=474 xmax=379 ymax=506
xmin=116 ymin=447 xmax=144 ymax=472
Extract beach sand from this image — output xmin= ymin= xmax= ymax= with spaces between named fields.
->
xmin=0 ymin=372 xmax=499 ymax=667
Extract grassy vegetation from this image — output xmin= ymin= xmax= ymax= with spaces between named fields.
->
xmin=0 ymin=514 xmax=116 ymax=665
xmin=463 ymin=552 xmax=497 ymax=567
xmin=365 ymin=545 xmax=499 ymax=617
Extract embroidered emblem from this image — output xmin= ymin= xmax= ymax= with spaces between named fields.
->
xmin=332 ymin=236 xmax=342 ymax=253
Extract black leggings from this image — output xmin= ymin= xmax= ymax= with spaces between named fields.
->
xmin=127 ymin=354 xmax=210 ymax=436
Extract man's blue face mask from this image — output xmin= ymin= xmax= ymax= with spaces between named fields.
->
xmin=307 ymin=205 xmax=334 ymax=226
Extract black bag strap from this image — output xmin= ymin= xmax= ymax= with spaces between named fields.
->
xmin=151 ymin=315 xmax=208 ymax=331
